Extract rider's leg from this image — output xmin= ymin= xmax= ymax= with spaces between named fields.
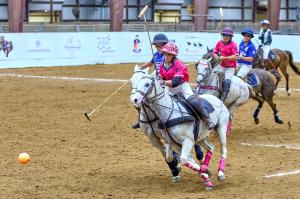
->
xmin=236 ymin=64 xmax=252 ymax=80
xmin=220 ymin=68 xmax=235 ymax=102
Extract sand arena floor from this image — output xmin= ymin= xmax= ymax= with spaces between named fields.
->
xmin=0 ymin=64 xmax=299 ymax=198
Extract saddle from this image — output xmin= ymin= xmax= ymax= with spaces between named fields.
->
xmin=268 ymin=50 xmax=276 ymax=61
xmin=157 ymin=95 xmax=214 ymax=141
xmin=246 ymin=71 xmax=259 ymax=87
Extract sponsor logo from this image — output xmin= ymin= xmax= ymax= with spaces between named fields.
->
xmin=28 ymin=40 xmax=50 ymax=53
xmin=64 ymin=36 xmax=81 ymax=50
xmin=185 ymin=35 xmax=204 ymax=54
xmin=96 ymin=35 xmax=116 ymax=53
xmin=133 ymin=35 xmax=141 ymax=53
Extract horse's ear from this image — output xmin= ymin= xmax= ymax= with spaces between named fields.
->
xmin=207 ymin=46 xmax=209 ymax=52
xmin=144 ymin=67 xmax=149 ymax=74
xmin=134 ymin=65 xmax=139 ymax=71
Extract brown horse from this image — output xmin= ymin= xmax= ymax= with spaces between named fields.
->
xmin=255 ymin=47 xmax=300 ymax=95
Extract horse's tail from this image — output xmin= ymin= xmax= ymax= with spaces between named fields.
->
xmin=285 ymin=50 xmax=300 ymax=75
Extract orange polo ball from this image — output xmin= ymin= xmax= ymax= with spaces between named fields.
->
xmin=18 ymin=152 xmax=30 ymax=165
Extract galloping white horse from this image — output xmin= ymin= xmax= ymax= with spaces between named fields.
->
xmin=131 ymin=66 xmax=207 ymax=183
xmin=195 ymin=57 xmax=249 ymax=117
xmin=131 ymin=74 xmax=230 ymax=190
xmin=130 ymin=66 xmax=181 ymax=183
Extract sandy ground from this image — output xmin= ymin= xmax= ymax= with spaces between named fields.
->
xmin=0 ymin=63 xmax=299 ymax=198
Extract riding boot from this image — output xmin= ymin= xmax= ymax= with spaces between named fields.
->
xmin=220 ymin=79 xmax=231 ymax=102
xmin=198 ymin=105 xmax=215 ymax=130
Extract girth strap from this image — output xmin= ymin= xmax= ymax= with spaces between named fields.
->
xmin=158 ymin=116 xmax=195 ymax=129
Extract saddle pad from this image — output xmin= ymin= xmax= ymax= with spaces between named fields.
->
xmin=247 ymin=72 xmax=258 ymax=87
xmin=268 ymin=50 xmax=276 ymax=61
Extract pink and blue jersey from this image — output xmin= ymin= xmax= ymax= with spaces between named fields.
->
xmin=213 ymin=40 xmax=238 ymax=68
xmin=159 ymin=59 xmax=189 ymax=84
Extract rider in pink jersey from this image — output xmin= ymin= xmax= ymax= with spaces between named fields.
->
xmin=160 ymin=42 xmax=215 ymax=130
xmin=212 ymin=27 xmax=238 ymax=102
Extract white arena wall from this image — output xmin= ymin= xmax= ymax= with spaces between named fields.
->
xmin=0 ymin=32 xmax=299 ymax=69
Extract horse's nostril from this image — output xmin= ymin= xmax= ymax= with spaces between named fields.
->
xmin=134 ymin=99 xmax=138 ymax=103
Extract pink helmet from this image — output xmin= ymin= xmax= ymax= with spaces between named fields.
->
xmin=221 ymin=27 xmax=234 ymax=36
xmin=161 ymin=42 xmax=178 ymax=56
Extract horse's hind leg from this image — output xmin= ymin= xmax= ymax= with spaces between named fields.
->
xmin=181 ymin=138 xmax=213 ymax=190
xmin=201 ymin=138 xmax=215 ymax=167
xmin=251 ymin=94 xmax=264 ymax=124
xmin=280 ymin=67 xmax=290 ymax=95
xmin=265 ymin=97 xmax=284 ymax=124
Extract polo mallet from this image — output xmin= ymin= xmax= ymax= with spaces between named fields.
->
xmin=219 ymin=7 xmax=224 ymax=32
xmin=139 ymin=3 xmax=158 ymax=70
xmin=84 ymin=79 xmax=130 ymax=121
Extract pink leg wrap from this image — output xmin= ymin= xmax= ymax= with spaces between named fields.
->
xmin=226 ymin=120 xmax=232 ymax=137
xmin=203 ymin=150 xmax=213 ymax=166
xmin=199 ymin=164 xmax=209 ymax=174
xmin=183 ymin=161 xmax=200 ymax=172
xmin=218 ymin=157 xmax=226 ymax=172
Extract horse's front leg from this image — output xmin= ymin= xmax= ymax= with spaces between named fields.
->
xmin=165 ymin=143 xmax=181 ymax=183
xmin=216 ymin=120 xmax=228 ymax=181
xmin=181 ymin=137 xmax=213 ymax=190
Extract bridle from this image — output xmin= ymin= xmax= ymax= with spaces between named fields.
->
xmin=131 ymin=70 xmax=147 ymax=95
xmin=196 ymin=59 xmax=213 ymax=83
xmin=135 ymin=76 xmax=165 ymax=105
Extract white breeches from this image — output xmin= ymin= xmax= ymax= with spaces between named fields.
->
xmin=213 ymin=65 xmax=235 ymax=80
xmin=262 ymin=45 xmax=271 ymax=59
xmin=167 ymin=82 xmax=194 ymax=99
xmin=236 ymin=63 xmax=252 ymax=79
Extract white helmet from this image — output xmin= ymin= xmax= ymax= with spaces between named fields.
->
xmin=260 ymin=20 xmax=270 ymax=25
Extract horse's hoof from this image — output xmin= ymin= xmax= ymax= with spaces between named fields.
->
xmin=287 ymin=90 xmax=291 ymax=96
xmin=172 ymin=175 xmax=181 ymax=183
xmin=205 ymin=181 xmax=214 ymax=191
xmin=200 ymin=165 xmax=211 ymax=177
xmin=254 ymin=118 xmax=259 ymax=124
xmin=218 ymin=172 xmax=225 ymax=181
xmin=276 ymin=120 xmax=284 ymax=124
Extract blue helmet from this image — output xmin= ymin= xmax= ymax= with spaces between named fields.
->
xmin=152 ymin=34 xmax=168 ymax=45
xmin=241 ymin=28 xmax=254 ymax=38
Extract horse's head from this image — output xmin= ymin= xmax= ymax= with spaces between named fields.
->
xmin=130 ymin=65 xmax=149 ymax=95
xmin=196 ymin=57 xmax=213 ymax=83
xmin=196 ymin=49 xmax=217 ymax=84
xmin=256 ymin=46 xmax=264 ymax=66
xmin=131 ymin=75 xmax=162 ymax=109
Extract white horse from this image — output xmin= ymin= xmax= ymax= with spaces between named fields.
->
xmin=131 ymin=74 xmax=230 ymax=190
xmin=130 ymin=66 xmax=181 ymax=183
xmin=195 ymin=57 xmax=249 ymax=118
xmin=131 ymin=66 xmax=208 ymax=183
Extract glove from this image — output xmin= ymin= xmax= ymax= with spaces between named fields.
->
xmin=158 ymin=79 xmax=166 ymax=88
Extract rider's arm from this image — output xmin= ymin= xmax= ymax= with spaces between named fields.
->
xmin=258 ymin=29 xmax=263 ymax=40
xmin=139 ymin=61 xmax=153 ymax=69
xmin=238 ymin=56 xmax=253 ymax=62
